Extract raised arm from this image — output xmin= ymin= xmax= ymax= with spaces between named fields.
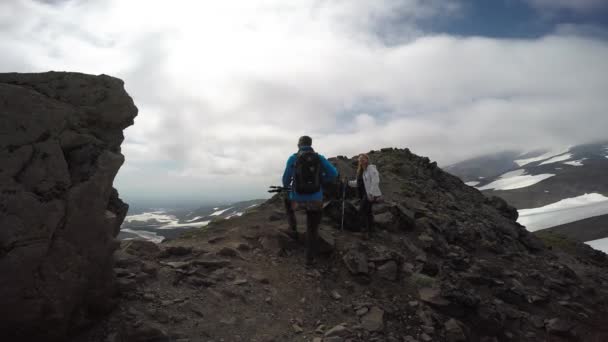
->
xmin=319 ymin=155 xmax=338 ymax=182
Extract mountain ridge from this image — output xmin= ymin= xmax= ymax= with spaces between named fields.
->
xmin=76 ymin=147 xmax=608 ymax=342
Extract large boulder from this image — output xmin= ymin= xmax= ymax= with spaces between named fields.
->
xmin=0 ymin=72 xmax=137 ymax=341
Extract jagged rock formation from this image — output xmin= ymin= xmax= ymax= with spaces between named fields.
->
xmin=75 ymin=147 xmax=608 ymax=342
xmin=0 ymin=72 xmax=137 ymax=341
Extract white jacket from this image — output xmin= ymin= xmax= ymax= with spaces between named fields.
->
xmin=348 ymin=164 xmax=382 ymax=197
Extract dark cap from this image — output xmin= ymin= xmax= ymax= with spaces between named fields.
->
xmin=298 ymin=135 xmax=312 ymax=147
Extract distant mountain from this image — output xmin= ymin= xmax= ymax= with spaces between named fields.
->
xmin=445 ymin=141 xmax=608 ymax=247
xmin=118 ymin=199 xmax=266 ymax=243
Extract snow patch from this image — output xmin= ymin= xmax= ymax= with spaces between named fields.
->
xmin=465 ymin=181 xmax=480 ymax=186
xmin=186 ymin=216 xmax=203 ymax=222
xmin=124 ymin=211 xmax=175 ymax=223
xmin=539 ymin=153 xmax=572 ymax=165
xmin=586 ymin=237 xmax=608 ymax=254
xmin=564 ymin=159 xmax=585 ymax=166
xmin=518 ymin=193 xmax=608 ymax=231
xmin=477 ymin=169 xmax=554 ymax=191
xmin=226 ymin=212 xmax=244 ymax=219
xmin=158 ymin=220 xmax=210 ymax=229
xmin=514 ymin=148 xmax=570 ymax=167
xmin=121 ymin=229 xmax=164 ymax=243
xmin=210 ymin=207 xmax=234 ymax=216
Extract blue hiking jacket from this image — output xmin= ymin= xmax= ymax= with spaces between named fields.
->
xmin=282 ymin=146 xmax=338 ymax=202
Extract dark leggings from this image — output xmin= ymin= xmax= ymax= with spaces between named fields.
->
xmin=360 ymin=196 xmax=374 ymax=233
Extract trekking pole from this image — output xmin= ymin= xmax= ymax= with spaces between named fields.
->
xmin=341 ymin=179 xmax=346 ymax=231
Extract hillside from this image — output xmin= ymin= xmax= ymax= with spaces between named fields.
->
xmin=445 ymin=142 xmax=608 ymax=247
xmin=119 ymin=199 xmax=266 ymax=243
xmin=75 ymin=148 xmax=608 ymax=342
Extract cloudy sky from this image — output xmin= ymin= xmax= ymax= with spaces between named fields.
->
xmin=1 ymin=0 xmax=608 ymax=205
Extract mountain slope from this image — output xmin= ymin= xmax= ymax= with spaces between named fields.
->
xmin=118 ymin=199 xmax=266 ymax=242
xmin=445 ymin=141 xmax=608 ymax=246
xmin=76 ymin=148 xmax=608 ymax=342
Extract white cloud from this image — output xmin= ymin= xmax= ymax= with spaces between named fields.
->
xmin=1 ymin=0 xmax=608 ymax=203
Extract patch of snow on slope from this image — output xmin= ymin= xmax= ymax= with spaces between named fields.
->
xmin=518 ymin=193 xmax=608 ymax=232
xmin=124 ymin=211 xmax=175 ymax=223
xmin=186 ymin=216 xmax=203 ymax=222
xmin=477 ymin=169 xmax=554 ymax=191
xmin=226 ymin=212 xmax=244 ymax=219
xmin=465 ymin=181 xmax=480 ymax=186
xmin=210 ymin=207 xmax=234 ymax=216
xmin=586 ymin=237 xmax=608 ymax=254
xmin=158 ymin=220 xmax=210 ymax=229
xmin=539 ymin=153 xmax=572 ymax=165
xmin=564 ymin=159 xmax=585 ymax=166
xmin=514 ymin=148 xmax=570 ymax=167
xmin=121 ymin=229 xmax=164 ymax=243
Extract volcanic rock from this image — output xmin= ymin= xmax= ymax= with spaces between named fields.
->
xmin=0 ymin=72 xmax=136 ymax=341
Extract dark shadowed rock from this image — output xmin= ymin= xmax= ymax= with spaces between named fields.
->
xmin=0 ymin=72 xmax=137 ymax=341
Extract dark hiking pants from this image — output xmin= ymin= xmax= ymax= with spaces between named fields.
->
xmin=284 ymin=198 xmax=323 ymax=264
xmin=360 ymin=196 xmax=374 ymax=234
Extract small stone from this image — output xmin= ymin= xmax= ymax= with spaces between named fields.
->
xmin=377 ymin=260 xmax=398 ymax=281
xmin=220 ymin=316 xmax=237 ymax=325
xmin=356 ymin=307 xmax=369 ymax=316
xmin=545 ymin=318 xmax=574 ymax=336
xmin=445 ymin=318 xmax=466 ymax=342
xmin=233 ymin=278 xmax=248 ymax=286
xmin=252 ymin=273 xmax=270 ymax=284
xmin=408 ymin=300 xmax=419 ymax=308
xmin=265 ymin=297 xmax=272 ymax=303
xmin=420 ymin=333 xmax=432 ymax=342
xmin=325 ymin=324 xmax=348 ymax=337
xmin=292 ymin=324 xmax=303 ymax=334
xmin=315 ymin=324 xmax=326 ymax=333
xmin=422 ymin=325 xmax=435 ymax=334
xmin=313 ymin=338 xmax=323 ymax=342
xmin=324 ymin=337 xmax=344 ymax=342
xmin=331 ymin=290 xmax=342 ymax=300
xmin=217 ymin=247 xmax=239 ymax=258
xmin=143 ymin=293 xmax=155 ymax=301
xmin=360 ymin=306 xmax=384 ymax=332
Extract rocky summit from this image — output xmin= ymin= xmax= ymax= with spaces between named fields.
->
xmin=0 ymin=72 xmax=137 ymax=341
xmin=78 ymin=149 xmax=607 ymax=341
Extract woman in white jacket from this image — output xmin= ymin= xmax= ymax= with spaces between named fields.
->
xmin=347 ymin=153 xmax=382 ymax=237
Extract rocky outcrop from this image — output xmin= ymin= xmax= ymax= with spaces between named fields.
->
xmin=0 ymin=72 xmax=137 ymax=341
xmin=70 ymin=149 xmax=608 ymax=342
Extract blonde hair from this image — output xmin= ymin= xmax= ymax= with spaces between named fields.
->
xmin=356 ymin=153 xmax=369 ymax=177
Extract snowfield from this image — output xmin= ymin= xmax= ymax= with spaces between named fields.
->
xmin=210 ymin=207 xmax=234 ymax=216
xmin=564 ymin=159 xmax=585 ymax=166
xmin=514 ymin=148 xmax=570 ymax=167
xmin=477 ymin=169 xmax=554 ymax=191
xmin=465 ymin=181 xmax=480 ymax=186
xmin=124 ymin=211 xmax=175 ymax=223
xmin=518 ymin=193 xmax=608 ymax=231
xmin=121 ymin=229 xmax=164 ymax=243
xmin=586 ymin=237 xmax=608 ymax=254
xmin=539 ymin=153 xmax=572 ymax=166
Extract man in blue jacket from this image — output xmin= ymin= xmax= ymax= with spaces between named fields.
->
xmin=282 ymin=136 xmax=338 ymax=266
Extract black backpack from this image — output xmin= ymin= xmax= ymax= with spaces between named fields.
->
xmin=294 ymin=150 xmax=322 ymax=194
